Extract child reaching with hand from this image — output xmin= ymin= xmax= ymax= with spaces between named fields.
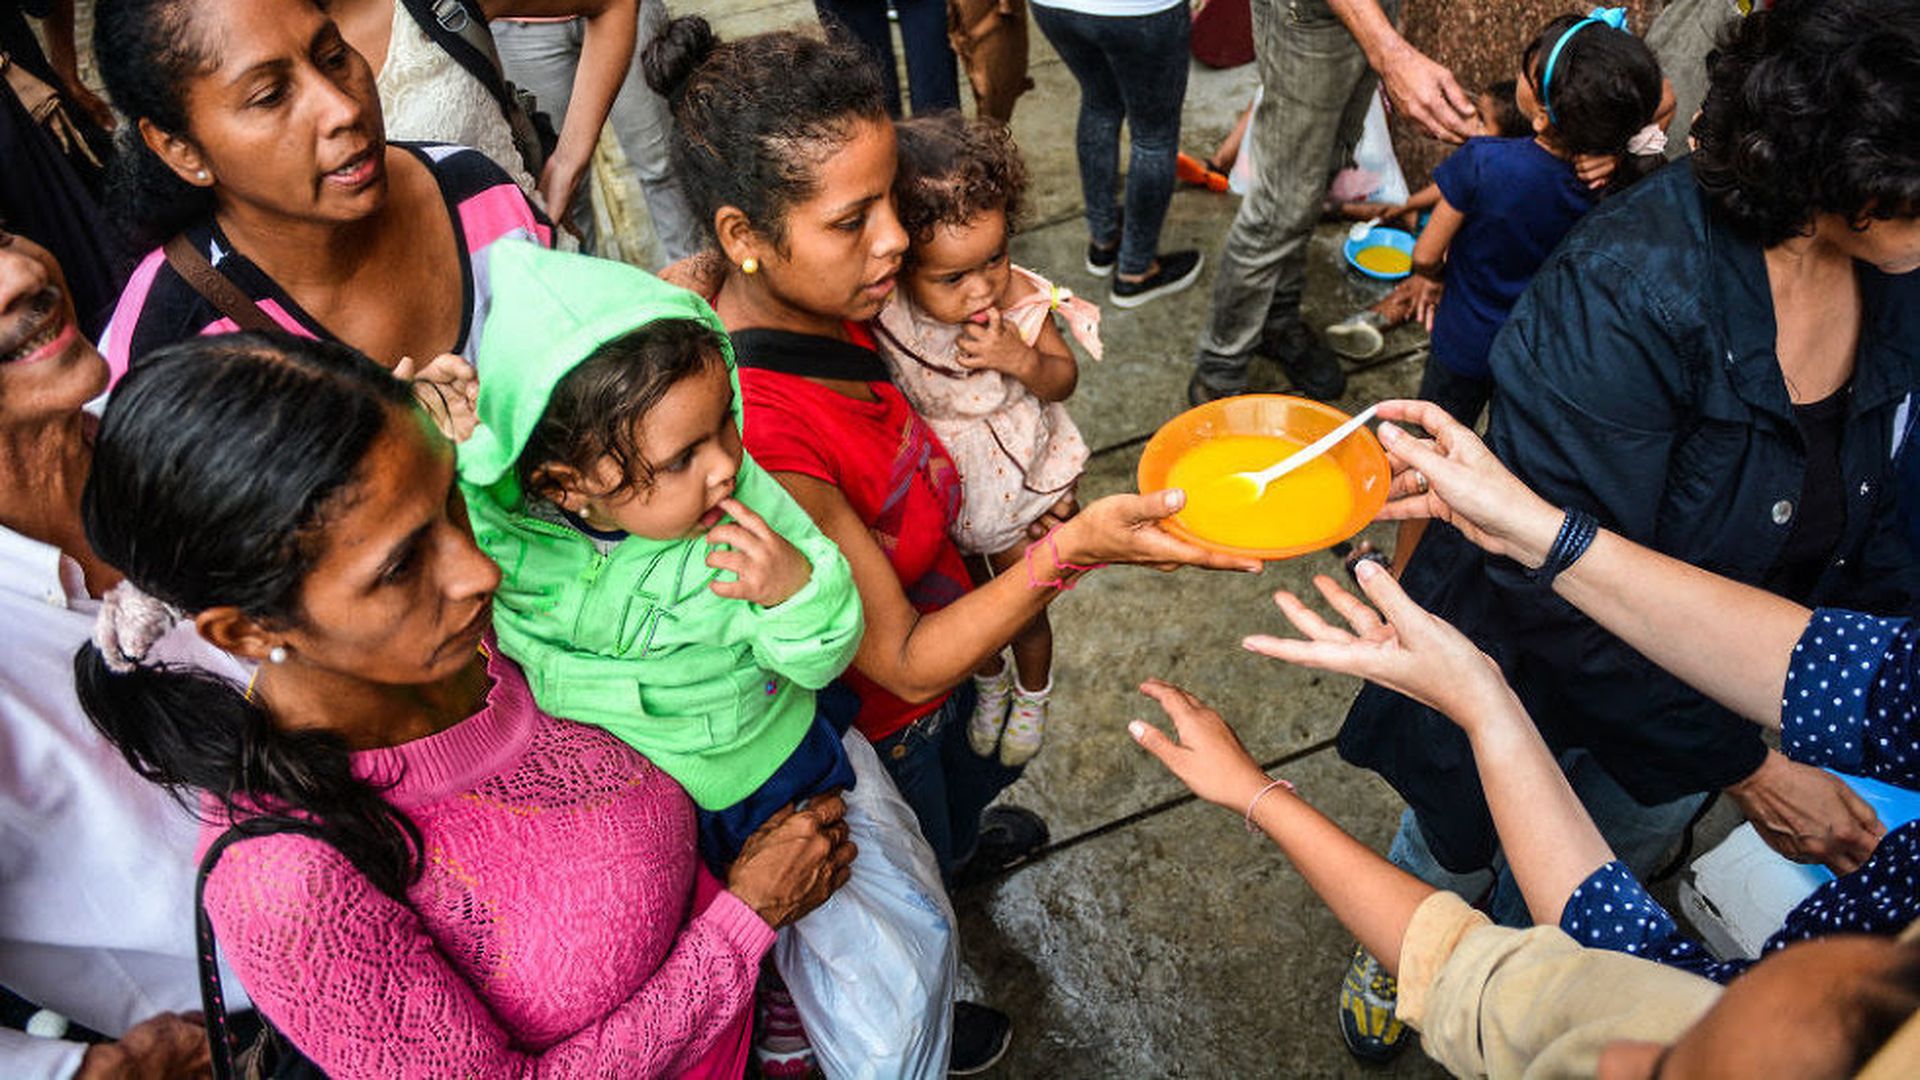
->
xmin=458 ymin=242 xmax=954 ymax=1080
xmin=872 ymin=112 xmax=1103 ymax=769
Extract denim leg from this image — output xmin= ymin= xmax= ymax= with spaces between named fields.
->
xmin=605 ymin=0 xmax=701 ymax=263
xmin=894 ymin=0 xmax=962 ymax=113
xmin=1386 ymin=807 xmax=1497 ymax=900
xmin=936 ymin=682 xmax=1025 ymax=870
xmin=1192 ymin=0 xmax=1392 ymax=394
xmin=816 ymin=0 xmax=904 ymax=117
xmin=874 ymin=714 xmax=956 ymax=875
xmin=493 ymin=19 xmax=598 ymax=249
xmin=1031 ymin=5 xmax=1124 ymax=251
xmin=1106 ymin=6 xmax=1191 ymax=277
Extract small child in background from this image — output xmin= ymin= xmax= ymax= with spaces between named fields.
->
xmin=459 ymin=243 xmax=954 ymax=1080
xmin=1325 ymin=80 xmax=1533 ymax=360
xmin=1401 ymin=9 xmax=1665 ymax=426
xmin=871 ymin=112 xmax=1102 ymax=769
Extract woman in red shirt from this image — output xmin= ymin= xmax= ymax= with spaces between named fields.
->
xmin=643 ymin=19 xmax=1255 ymax=891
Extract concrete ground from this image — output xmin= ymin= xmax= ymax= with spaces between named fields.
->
xmin=652 ymin=4 xmax=1453 ymax=1075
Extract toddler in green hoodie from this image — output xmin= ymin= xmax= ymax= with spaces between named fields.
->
xmin=461 ymin=245 xmax=959 ymax=1078
xmin=458 ymin=242 xmax=867 ymax=869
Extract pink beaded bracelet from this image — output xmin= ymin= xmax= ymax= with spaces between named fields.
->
xmin=1024 ymin=525 xmax=1108 ymax=591
xmin=1244 ymin=777 xmax=1297 ymax=833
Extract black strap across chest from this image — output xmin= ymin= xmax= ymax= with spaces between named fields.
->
xmin=727 ymin=327 xmax=892 ymax=383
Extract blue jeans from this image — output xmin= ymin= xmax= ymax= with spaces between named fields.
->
xmin=494 ymin=2 xmax=703 ymax=264
xmin=1030 ymin=2 xmax=1190 ymax=277
xmin=1193 ymin=0 xmax=1398 ymax=393
xmin=1388 ymin=747 xmax=1709 ymax=928
xmin=870 ymin=682 xmax=1025 ymax=882
xmin=814 ymin=0 xmax=961 ymax=117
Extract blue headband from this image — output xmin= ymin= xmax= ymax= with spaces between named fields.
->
xmin=1541 ymin=7 xmax=1629 ymax=126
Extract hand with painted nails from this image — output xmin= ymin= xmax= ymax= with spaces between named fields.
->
xmin=1242 ymin=560 xmax=1521 ymax=730
xmin=707 ymin=498 xmax=812 ymax=607
xmin=1129 ymin=680 xmax=1272 ymax=812
xmin=1370 ymin=399 xmax=1562 ymax=569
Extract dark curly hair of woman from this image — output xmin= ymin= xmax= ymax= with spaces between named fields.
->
xmin=1691 ymin=0 xmax=1920 ymax=247
xmin=892 ymin=112 xmax=1028 ymax=258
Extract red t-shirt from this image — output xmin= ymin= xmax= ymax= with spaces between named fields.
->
xmin=740 ymin=343 xmax=972 ymax=742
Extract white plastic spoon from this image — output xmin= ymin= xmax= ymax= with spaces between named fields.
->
xmin=1231 ymin=404 xmax=1380 ymax=500
xmin=1347 ymin=216 xmax=1383 ymax=243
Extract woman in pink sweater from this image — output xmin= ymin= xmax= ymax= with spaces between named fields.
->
xmin=72 ymin=331 xmax=855 ymax=1078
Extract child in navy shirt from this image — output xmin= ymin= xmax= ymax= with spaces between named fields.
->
xmin=1405 ymin=10 xmax=1667 ymax=426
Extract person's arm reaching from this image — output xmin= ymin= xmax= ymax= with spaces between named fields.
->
xmin=1241 ymin=563 xmax=1615 ymax=926
xmin=1129 ymin=680 xmax=1434 ymax=971
xmin=774 ymin=478 xmax=1260 ymax=704
xmin=1327 ymin=0 xmax=1477 ymax=143
xmin=1373 ymin=399 xmax=1886 ymax=872
xmin=486 ymin=0 xmax=640 ymax=226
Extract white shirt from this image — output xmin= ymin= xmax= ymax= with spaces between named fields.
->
xmin=0 ymin=524 xmax=248 ymax=1079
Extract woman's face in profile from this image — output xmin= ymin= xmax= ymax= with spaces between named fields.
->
xmin=753 ymin=117 xmax=910 ymax=324
xmin=168 ymin=0 xmax=388 ymax=228
xmin=271 ymin=411 xmax=500 ymax=690
xmin=1833 ymin=213 xmax=1920 ymax=276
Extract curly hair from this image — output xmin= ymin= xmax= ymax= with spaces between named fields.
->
xmin=892 ymin=112 xmax=1028 ymax=256
xmin=1691 ymin=0 xmax=1920 ymax=246
xmin=641 ymin=16 xmax=889 ymax=248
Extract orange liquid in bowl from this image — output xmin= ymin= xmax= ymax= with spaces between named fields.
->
xmin=1166 ymin=435 xmax=1355 ymax=551
xmin=1353 ymin=246 xmax=1412 ymax=276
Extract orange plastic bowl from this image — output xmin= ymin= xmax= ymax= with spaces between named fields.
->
xmin=1137 ymin=394 xmax=1390 ymax=560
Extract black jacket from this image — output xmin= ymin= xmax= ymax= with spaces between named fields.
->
xmin=1339 ymin=161 xmax=1920 ymax=873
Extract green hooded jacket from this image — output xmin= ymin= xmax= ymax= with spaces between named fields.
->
xmin=458 ymin=243 xmax=864 ymax=810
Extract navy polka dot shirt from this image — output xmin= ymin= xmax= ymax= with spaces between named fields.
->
xmin=1559 ymin=609 xmax=1920 ymax=983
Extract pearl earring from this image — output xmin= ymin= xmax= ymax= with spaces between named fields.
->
xmin=195 ymin=170 xmax=208 ymax=181
xmin=741 ymin=257 xmax=759 ymax=275
xmin=268 ymin=646 xmax=288 ymax=664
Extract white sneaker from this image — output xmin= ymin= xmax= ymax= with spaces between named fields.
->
xmin=968 ymin=660 xmax=1014 ymax=758
xmin=999 ymin=679 xmax=1050 ymax=767
xmin=1325 ymin=312 xmax=1387 ymax=359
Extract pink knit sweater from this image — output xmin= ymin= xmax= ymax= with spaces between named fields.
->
xmin=200 ymin=646 xmax=773 ymax=1078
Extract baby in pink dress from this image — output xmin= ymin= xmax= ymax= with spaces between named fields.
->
xmin=873 ymin=113 xmax=1103 ymax=768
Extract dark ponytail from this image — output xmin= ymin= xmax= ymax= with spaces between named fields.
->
xmin=1523 ymin=15 xmax=1666 ymax=195
xmin=93 ymin=0 xmax=225 ymax=250
xmin=75 ymin=332 xmax=423 ymax=898
xmin=639 ymin=16 xmax=888 ymax=246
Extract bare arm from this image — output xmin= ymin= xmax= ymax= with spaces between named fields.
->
xmin=37 ymin=1 xmax=115 ymax=130
xmin=1130 ymin=681 xmax=1434 ymax=972
xmin=1328 ymin=0 xmax=1476 ymax=143
xmin=485 ymin=0 xmax=640 ymax=224
xmin=1373 ymin=399 xmax=1807 ymax=729
xmin=776 ymin=474 xmax=1258 ymax=703
xmin=1243 ymin=565 xmax=1616 ymax=926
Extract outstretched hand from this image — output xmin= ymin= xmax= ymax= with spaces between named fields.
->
xmin=1370 ymin=400 xmax=1561 ymax=566
xmin=1129 ymin=680 xmax=1271 ymax=811
xmin=1727 ymin=750 xmax=1885 ymax=875
xmin=1061 ymin=491 xmax=1264 ymax=574
xmin=1243 ymin=560 xmax=1518 ymax=727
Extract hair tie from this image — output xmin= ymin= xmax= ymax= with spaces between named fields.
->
xmin=1626 ymin=123 xmax=1668 ymax=156
xmin=1541 ymin=7 xmax=1631 ymax=126
xmin=93 ymin=581 xmax=183 ymax=674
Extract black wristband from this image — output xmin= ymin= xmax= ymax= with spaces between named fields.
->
xmin=1531 ymin=509 xmax=1599 ymax=585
